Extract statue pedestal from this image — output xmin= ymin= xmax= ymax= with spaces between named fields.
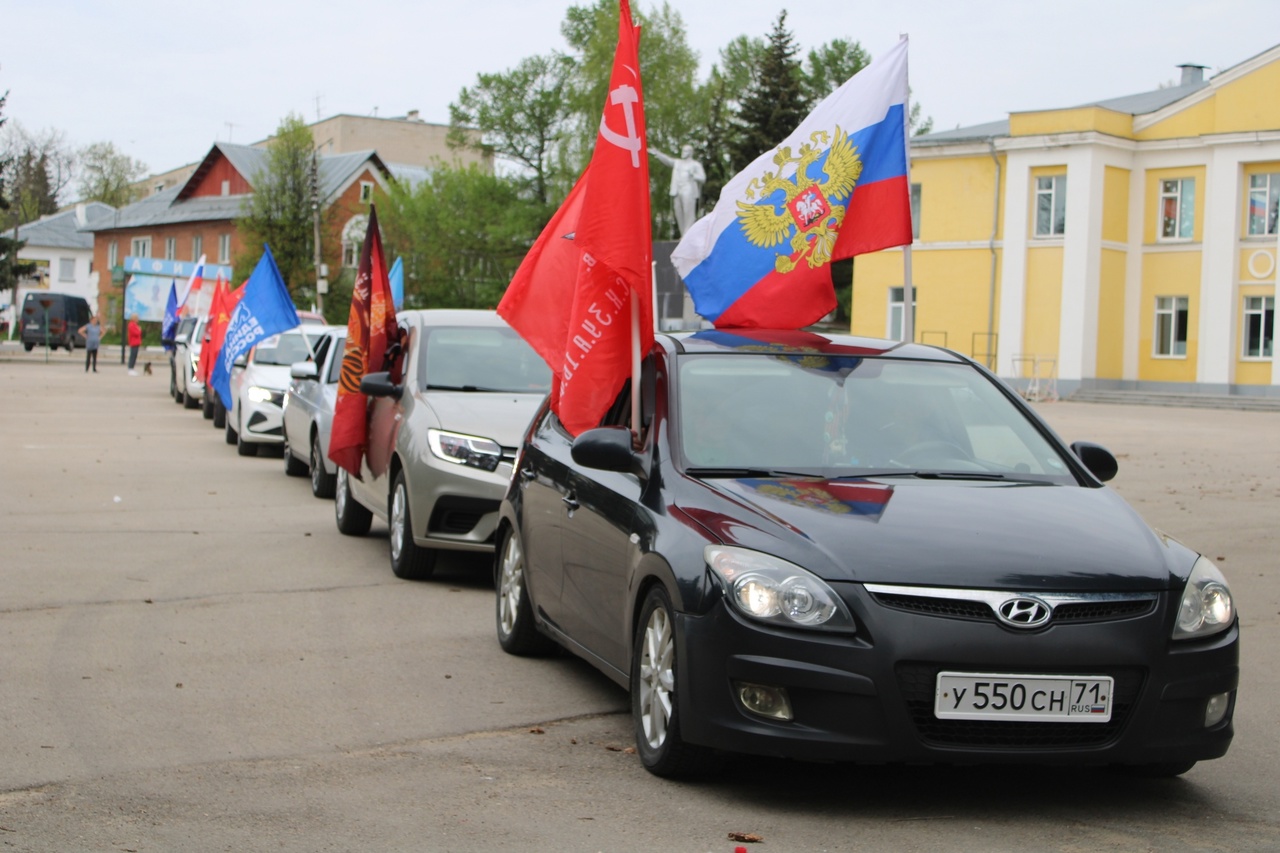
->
xmin=652 ymin=240 xmax=706 ymax=331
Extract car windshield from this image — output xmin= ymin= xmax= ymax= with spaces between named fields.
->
xmin=677 ymin=354 xmax=1076 ymax=484
xmin=253 ymin=332 xmax=315 ymax=366
xmin=420 ymin=325 xmax=552 ymax=393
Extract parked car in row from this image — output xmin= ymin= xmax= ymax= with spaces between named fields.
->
xmin=225 ymin=325 xmax=333 ymax=457
xmin=494 ymin=329 xmax=1238 ymax=779
xmin=282 ymin=327 xmax=346 ymax=498
xmin=171 ymin=315 xmax=206 ymax=409
xmin=334 ymin=309 xmax=552 ymax=580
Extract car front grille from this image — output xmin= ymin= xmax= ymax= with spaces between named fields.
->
xmin=865 ymin=585 xmax=1158 ymax=628
xmin=895 ymin=662 xmax=1145 ymax=749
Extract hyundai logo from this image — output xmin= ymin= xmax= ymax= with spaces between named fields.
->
xmin=996 ymin=596 xmax=1052 ymax=628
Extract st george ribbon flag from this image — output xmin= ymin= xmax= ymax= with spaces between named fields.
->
xmin=672 ymin=37 xmax=912 ymax=329
xmin=328 ymin=204 xmax=397 ymax=478
xmin=207 ymin=246 xmax=299 ymax=411
xmin=499 ymin=0 xmax=652 ymax=437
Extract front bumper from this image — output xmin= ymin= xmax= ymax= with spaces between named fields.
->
xmin=240 ymin=399 xmax=284 ymax=445
xmin=407 ymin=455 xmax=511 ymax=553
xmin=676 ymin=587 xmax=1238 ymax=767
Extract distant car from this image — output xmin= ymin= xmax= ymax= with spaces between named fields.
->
xmin=225 ymin=327 xmax=326 ymax=457
xmin=334 ymin=309 xmax=552 ymax=580
xmin=171 ymin=316 xmax=206 ymax=409
xmin=282 ymin=327 xmax=346 ymax=497
xmin=495 ymin=329 xmax=1238 ymax=779
xmin=20 ymin=292 xmax=91 ymax=352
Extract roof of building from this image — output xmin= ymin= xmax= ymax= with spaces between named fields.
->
xmin=85 ymin=143 xmax=389 ymax=232
xmin=14 ymin=202 xmax=116 ymax=248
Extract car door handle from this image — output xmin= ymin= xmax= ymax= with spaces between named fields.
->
xmin=562 ymin=494 xmax=579 ymax=510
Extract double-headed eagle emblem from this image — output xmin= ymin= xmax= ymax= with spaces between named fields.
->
xmin=736 ymin=127 xmax=862 ymax=275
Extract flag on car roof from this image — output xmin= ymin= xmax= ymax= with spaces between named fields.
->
xmin=499 ymin=0 xmax=653 ymax=436
xmin=328 ymin=204 xmax=398 ymax=478
xmin=672 ymin=38 xmax=912 ymax=329
xmin=207 ymin=247 xmax=300 ymax=412
xmin=161 ymin=281 xmax=179 ymax=353
xmin=178 ymin=255 xmax=206 ymax=316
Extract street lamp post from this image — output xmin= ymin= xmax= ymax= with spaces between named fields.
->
xmin=311 ymin=149 xmax=325 ymax=317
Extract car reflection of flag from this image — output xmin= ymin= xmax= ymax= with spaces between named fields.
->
xmin=741 ymin=478 xmax=893 ymax=520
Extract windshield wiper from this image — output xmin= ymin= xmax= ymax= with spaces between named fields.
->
xmin=684 ymin=467 xmax=817 ymax=479
xmin=426 ymin=383 xmax=499 ymax=392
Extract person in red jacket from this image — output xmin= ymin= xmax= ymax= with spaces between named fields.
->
xmin=127 ymin=314 xmax=142 ymax=375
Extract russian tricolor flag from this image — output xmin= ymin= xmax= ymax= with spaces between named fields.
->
xmin=673 ymin=38 xmax=912 ymax=329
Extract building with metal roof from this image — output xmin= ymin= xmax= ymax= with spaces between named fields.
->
xmin=3 ymin=203 xmax=116 ymax=336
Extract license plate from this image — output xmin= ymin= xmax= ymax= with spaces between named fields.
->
xmin=935 ymin=672 xmax=1113 ymax=723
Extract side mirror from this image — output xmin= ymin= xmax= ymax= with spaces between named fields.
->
xmin=572 ymin=426 xmax=640 ymax=474
xmin=290 ymin=361 xmax=319 ymax=380
xmin=361 ymin=371 xmax=403 ymax=400
xmin=1070 ymin=441 xmax=1118 ymax=483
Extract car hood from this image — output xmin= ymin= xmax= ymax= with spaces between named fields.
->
xmin=682 ymin=477 xmax=1184 ymax=591
xmin=242 ymin=364 xmax=292 ymax=391
xmin=422 ymin=392 xmax=544 ymax=447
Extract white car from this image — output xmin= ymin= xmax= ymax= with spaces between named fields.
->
xmin=282 ymin=327 xmax=346 ymax=497
xmin=225 ymin=328 xmax=325 ymax=457
xmin=171 ymin=316 xmax=207 ymax=410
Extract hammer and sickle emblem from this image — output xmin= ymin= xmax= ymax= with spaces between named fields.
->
xmin=598 ymin=83 xmax=641 ymax=168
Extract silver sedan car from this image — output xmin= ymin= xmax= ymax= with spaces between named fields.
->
xmin=282 ymin=327 xmax=346 ymax=498
xmin=334 ymin=309 xmax=552 ymax=580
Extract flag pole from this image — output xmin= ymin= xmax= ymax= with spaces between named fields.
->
xmin=630 ymin=289 xmax=641 ymax=441
xmin=899 ymin=33 xmax=914 ymax=345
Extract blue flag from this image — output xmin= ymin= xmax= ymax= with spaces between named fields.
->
xmin=208 ymin=246 xmax=300 ymax=408
xmin=389 ymin=256 xmax=404 ymax=311
xmin=161 ymin=281 xmax=179 ymax=353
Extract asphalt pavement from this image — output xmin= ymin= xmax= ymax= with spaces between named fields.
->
xmin=0 ymin=341 xmax=1277 ymax=852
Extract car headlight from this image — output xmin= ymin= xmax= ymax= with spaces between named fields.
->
xmin=189 ymin=349 xmax=200 ymax=372
xmin=1173 ymin=555 xmax=1234 ymax=640
xmin=705 ymin=545 xmax=855 ymax=633
xmin=246 ymin=386 xmax=283 ymax=406
xmin=427 ymin=428 xmax=502 ymax=472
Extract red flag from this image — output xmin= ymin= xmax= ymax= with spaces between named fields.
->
xmin=198 ymin=275 xmax=240 ymax=387
xmin=498 ymin=0 xmax=652 ymax=436
xmin=328 ymin=205 xmax=397 ymax=477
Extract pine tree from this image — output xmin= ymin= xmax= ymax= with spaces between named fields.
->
xmin=728 ymin=11 xmax=810 ymax=172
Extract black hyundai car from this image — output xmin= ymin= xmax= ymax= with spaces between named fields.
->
xmin=494 ymin=329 xmax=1238 ymax=778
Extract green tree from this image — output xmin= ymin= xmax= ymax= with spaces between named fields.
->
xmin=449 ymin=53 xmax=575 ymax=209
xmin=728 ymin=11 xmax=810 ymax=172
xmin=380 ymin=164 xmax=545 ymax=309
xmin=0 ymin=92 xmax=36 ymax=312
xmin=1 ymin=122 xmax=75 ymax=223
xmin=77 ymin=141 xmax=146 ymax=207
xmin=235 ymin=114 xmax=315 ymax=301
xmin=802 ymin=38 xmax=870 ymax=103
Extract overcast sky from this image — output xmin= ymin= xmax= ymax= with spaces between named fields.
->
xmin=3 ymin=0 xmax=1276 ymax=193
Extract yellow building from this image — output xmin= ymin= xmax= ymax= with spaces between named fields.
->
xmin=852 ymin=44 xmax=1280 ymax=398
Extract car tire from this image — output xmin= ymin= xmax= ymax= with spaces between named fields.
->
xmin=389 ymin=470 xmax=436 ymax=580
xmin=213 ymin=397 xmax=226 ymax=429
xmin=495 ymin=526 xmax=556 ymax=656
xmin=310 ymin=434 xmax=336 ymax=499
xmin=183 ymin=387 xmax=199 ymax=409
xmin=236 ymin=417 xmax=257 ymax=456
xmin=225 ymin=417 xmax=237 ymax=445
xmin=631 ymin=585 xmax=720 ymax=778
xmin=202 ymin=393 xmax=215 ymax=420
xmin=335 ymin=468 xmax=372 ymax=536
xmin=23 ymin=342 xmax=33 ymax=352
xmin=283 ymin=431 xmax=308 ymax=476
xmin=169 ymin=365 xmax=177 ymax=399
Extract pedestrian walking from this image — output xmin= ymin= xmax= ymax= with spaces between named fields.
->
xmin=79 ymin=315 xmax=102 ymax=373
xmin=127 ymin=314 xmax=142 ymax=375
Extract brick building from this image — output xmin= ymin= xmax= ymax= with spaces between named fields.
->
xmin=87 ymin=142 xmax=391 ymax=328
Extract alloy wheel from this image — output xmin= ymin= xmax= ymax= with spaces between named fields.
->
xmin=498 ymin=534 xmax=524 ymax=638
xmin=637 ymin=605 xmax=675 ymax=750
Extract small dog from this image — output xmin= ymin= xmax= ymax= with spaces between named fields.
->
xmin=143 ymin=362 xmax=153 ymax=375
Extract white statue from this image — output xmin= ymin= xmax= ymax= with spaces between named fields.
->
xmin=649 ymin=144 xmax=706 ymax=237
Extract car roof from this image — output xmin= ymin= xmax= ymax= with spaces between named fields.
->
xmin=661 ymin=329 xmax=967 ymax=363
xmin=398 ymin=309 xmax=505 ymax=328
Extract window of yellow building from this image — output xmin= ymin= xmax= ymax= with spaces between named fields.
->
xmin=1154 ymin=296 xmax=1189 ymax=357
xmin=1247 ymin=174 xmax=1279 ymax=236
xmin=910 ymin=183 xmax=921 ymax=240
xmin=1159 ymin=179 xmax=1195 ymax=240
xmin=888 ymin=286 xmax=917 ymax=341
xmin=1242 ymin=296 xmax=1274 ymax=358
xmin=1034 ymin=175 xmax=1066 ymax=237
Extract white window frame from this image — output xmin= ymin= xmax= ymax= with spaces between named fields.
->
xmin=58 ymin=258 xmax=75 ymax=282
xmin=131 ymin=237 xmax=152 ymax=258
xmin=1034 ymin=174 xmax=1066 ymax=237
xmin=1154 ymin=296 xmax=1189 ymax=358
xmin=909 ymin=182 xmax=922 ymax=241
xmin=359 ymin=181 xmax=374 ymax=204
xmin=1159 ymin=178 xmax=1195 ymax=241
xmin=1242 ymin=295 xmax=1274 ymax=359
xmin=165 ymin=237 xmax=177 ymax=260
xmin=108 ymin=241 xmax=118 ymax=268
xmin=218 ymin=234 xmax=231 ymax=264
xmin=191 ymin=234 xmax=203 ymax=261
xmin=887 ymin=286 xmax=917 ymax=342
xmin=1247 ymin=173 xmax=1279 ymax=237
